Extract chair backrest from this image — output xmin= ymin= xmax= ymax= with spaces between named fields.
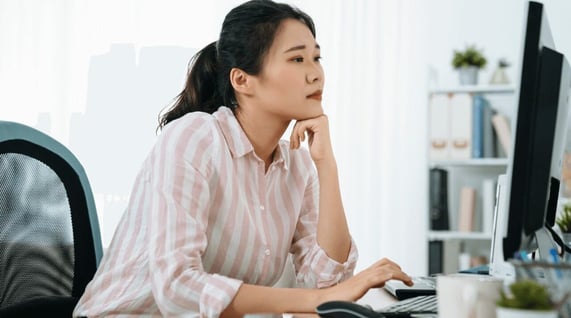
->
xmin=0 ymin=121 xmax=102 ymax=310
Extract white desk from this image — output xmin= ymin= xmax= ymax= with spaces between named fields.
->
xmin=356 ymin=287 xmax=398 ymax=310
xmin=284 ymin=287 xmax=398 ymax=318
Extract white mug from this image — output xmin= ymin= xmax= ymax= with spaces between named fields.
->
xmin=437 ymin=273 xmax=504 ymax=318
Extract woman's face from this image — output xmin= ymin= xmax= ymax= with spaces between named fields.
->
xmin=251 ymin=19 xmax=324 ymax=121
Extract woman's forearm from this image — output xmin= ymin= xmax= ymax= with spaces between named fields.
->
xmin=221 ymin=284 xmax=321 ymax=317
xmin=314 ymin=158 xmax=351 ymax=263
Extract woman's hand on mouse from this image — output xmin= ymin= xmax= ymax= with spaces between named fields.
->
xmin=317 ymin=258 xmax=413 ymax=303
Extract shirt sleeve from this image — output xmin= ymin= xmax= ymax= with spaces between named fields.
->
xmin=289 ymin=166 xmax=359 ymax=288
xmin=146 ymin=122 xmax=242 ymax=317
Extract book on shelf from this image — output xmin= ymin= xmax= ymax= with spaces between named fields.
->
xmin=472 ymin=94 xmax=498 ymax=158
xmin=429 ymin=168 xmax=450 ymax=230
xmin=483 ymin=100 xmax=498 ymax=158
xmin=491 ymin=113 xmax=512 ymax=157
xmin=472 ymin=95 xmax=484 ymax=158
xmin=458 ymin=186 xmax=476 ymax=232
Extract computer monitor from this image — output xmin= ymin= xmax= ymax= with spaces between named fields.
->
xmin=500 ymin=1 xmax=571 ymax=262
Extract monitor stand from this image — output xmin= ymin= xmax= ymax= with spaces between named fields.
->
xmin=533 ymin=226 xmax=560 ymax=261
xmin=489 ymin=175 xmax=561 ymax=283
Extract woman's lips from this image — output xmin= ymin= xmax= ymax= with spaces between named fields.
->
xmin=307 ymin=90 xmax=323 ymax=101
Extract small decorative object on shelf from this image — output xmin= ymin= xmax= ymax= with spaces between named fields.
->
xmin=452 ymin=45 xmax=487 ymax=85
xmin=496 ymin=280 xmax=558 ymax=318
xmin=490 ymin=58 xmax=511 ymax=85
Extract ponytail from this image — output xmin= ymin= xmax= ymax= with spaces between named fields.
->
xmin=158 ymin=41 xmax=226 ymax=130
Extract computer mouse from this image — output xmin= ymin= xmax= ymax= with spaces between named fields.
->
xmin=315 ymin=300 xmax=383 ymax=318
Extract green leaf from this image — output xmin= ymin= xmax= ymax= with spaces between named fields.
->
xmin=556 ymin=204 xmax=571 ymax=233
xmin=451 ymin=45 xmax=487 ymax=69
xmin=497 ymin=280 xmax=553 ymax=310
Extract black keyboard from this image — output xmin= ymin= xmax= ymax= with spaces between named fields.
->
xmin=383 ymin=276 xmax=437 ymax=300
xmin=378 ymin=295 xmax=437 ymax=317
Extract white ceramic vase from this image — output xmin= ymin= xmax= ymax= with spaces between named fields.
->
xmin=496 ymin=307 xmax=558 ymax=318
xmin=458 ymin=66 xmax=479 ymax=85
xmin=562 ymin=232 xmax=571 ymax=244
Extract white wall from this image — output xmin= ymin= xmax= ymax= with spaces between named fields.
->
xmin=425 ymin=0 xmax=571 ymax=88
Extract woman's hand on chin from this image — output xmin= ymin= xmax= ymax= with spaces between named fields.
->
xmin=289 ymin=114 xmax=334 ymax=164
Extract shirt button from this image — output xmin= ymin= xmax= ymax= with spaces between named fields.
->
xmin=260 ymin=205 xmax=265 ymax=211
xmin=265 ymin=249 xmax=271 ymax=256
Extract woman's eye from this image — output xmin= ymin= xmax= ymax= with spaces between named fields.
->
xmin=314 ymin=56 xmax=322 ymax=62
xmin=292 ymin=57 xmax=304 ymax=63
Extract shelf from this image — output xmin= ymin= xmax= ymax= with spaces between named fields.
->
xmin=426 ymin=86 xmax=515 ymax=274
xmin=428 ymin=231 xmax=492 ymax=240
xmin=429 ymin=158 xmax=509 ymax=167
xmin=429 ymin=85 xmax=516 ymax=94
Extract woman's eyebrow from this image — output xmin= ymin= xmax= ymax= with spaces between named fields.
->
xmin=283 ymin=43 xmax=320 ymax=53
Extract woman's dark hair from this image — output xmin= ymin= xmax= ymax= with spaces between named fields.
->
xmin=158 ymin=0 xmax=315 ymax=129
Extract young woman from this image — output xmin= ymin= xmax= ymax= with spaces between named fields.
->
xmin=74 ymin=0 xmax=413 ymax=317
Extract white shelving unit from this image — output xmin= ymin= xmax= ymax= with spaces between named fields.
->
xmin=430 ymin=158 xmax=509 ymax=168
xmin=430 ymin=85 xmax=516 ymax=95
xmin=428 ymin=231 xmax=493 ymax=241
xmin=427 ymin=85 xmax=515 ymax=274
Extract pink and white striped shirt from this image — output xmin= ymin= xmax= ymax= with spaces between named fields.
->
xmin=73 ymin=106 xmax=358 ymax=317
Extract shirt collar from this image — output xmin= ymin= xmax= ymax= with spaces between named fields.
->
xmin=214 ymin=106 xmax=288 ymax=169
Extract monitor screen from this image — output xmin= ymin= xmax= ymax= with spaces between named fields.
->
xmin=501 ymin=1 xmax=571 ymax=261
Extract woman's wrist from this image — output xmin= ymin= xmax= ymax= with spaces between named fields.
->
xmin=314 ymin=156 xmax=337 ymax=171
xmin=311 ymin=287 xmax=330 ymax=311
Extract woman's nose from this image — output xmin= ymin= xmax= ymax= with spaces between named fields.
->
xmin=306 ymin=64 xmax=323 ymax=84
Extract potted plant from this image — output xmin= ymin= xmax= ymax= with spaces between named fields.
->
xmin=556 ymin=203 xmax=571 ymax=244
xmin=496 ymin=280 xmax=557 ymax=318
xmin=452 ymin=45 xmax=487 ymax=85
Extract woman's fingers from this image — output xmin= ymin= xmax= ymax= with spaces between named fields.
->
xmin=379 ymin=271 xmax=414 ymax=287
xmin=371 ymin=257 xmax=402 ymax=269
xmin=290 ymin=120 xmax=308 ymax=149
xmin=319 ymin=259 xmax=413 ymax=303
xmin=364 ymin=259 xmax=413 ymax=287
xmin=289 ymin=115 xmax=333 ymax=163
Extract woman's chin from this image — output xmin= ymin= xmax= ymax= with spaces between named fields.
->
xmin=298 ymin=106 xmax=324 ymax=120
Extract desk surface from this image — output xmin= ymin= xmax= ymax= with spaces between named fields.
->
xmin=285 ymin=287 xmax=398 ymax=318
xmin=356 ymin=287 xmax=398 ymax=310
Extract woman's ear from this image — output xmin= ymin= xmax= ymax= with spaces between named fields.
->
xmin=230 ymin=68 xmax=253 ymax=95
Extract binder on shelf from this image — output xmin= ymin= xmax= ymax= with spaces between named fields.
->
xmin=428 ymin=240 xmax=444 ymax=275
xmin=472 ymin=94 xmax=485 ymax=158
xmin=458 ymin=186 xmax=476 ymax=232
xmin=429 ymin=94 xmax=451 ymax=160
xmin=472 ymin=95 xmax=497 ymax=158
xmin=429 ymin=168 xmax=449 ymax=230
xmin=450 ymin=93 xmax=473 ymax=160
xmin=491 ymin=113 xmax=512 ymax=157
xmin=482 ymin=98 xmax=497 ymax=158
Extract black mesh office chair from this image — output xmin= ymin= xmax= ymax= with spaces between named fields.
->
xmin=0 ymin=121 xmax=103 ymax=317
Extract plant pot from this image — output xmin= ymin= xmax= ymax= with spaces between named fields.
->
xmin=496 ymin=307 xmax=557 ymax=318
xmin=562 ymin=232 xmax=571 ymax=245
xmin=563 ymin=233 xmax=571 ymax=262
xmin=458 ymin=66 xmax=479 ymax=85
